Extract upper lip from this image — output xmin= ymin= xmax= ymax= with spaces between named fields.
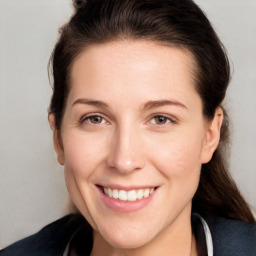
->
xmin=96 ymin=184 xmax=158 ymax=191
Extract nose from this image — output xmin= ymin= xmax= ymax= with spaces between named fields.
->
xmin=106 ymin=125 xmax=146 ymax=174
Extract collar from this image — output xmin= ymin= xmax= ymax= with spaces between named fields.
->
xmin=193 ymin=213 xmax=213 ymax=256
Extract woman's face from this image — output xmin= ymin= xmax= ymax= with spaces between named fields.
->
xmin=51 ymin=41 xmax=221 ymax=250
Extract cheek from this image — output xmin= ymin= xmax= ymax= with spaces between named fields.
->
xmin=64 ymin=166 xmax=99 ymax=231
xmin=148 ymin=130 xmax=204 ymax=179
xmin=155 ymin=137 xmax=203 ymax=208
xmin=62 ymin=132 xmax=107 ymax=177
xmin=62 ymin=133 xmax=106 ymax=230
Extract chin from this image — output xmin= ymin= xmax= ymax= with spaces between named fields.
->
xmin=102 ymin=229 xmax=155 ymax=250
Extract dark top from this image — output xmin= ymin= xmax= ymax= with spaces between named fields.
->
xmin=1 ymin=214 xmax=256 ymax=256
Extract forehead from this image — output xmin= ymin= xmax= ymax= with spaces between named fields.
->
xmin=68 ymin=40 xmax=200 ymax=108
xmin=71 ymin=40 xmax=196 ymax=80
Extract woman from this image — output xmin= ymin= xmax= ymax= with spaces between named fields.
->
xmin=1 ymin=0 xmax=255 ymax=255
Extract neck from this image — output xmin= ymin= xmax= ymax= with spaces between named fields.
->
xmin=90 ymin=209 xmax=197 ymax=256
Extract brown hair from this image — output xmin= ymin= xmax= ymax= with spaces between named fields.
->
xmin=49 ymin=0 xmax=255 ymax=223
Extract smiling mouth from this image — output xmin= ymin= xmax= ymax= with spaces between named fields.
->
xmin=100 ymin=186 xmax=156 ymax=201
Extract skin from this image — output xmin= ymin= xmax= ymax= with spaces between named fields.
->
xmin=49 ymin=40 xmax=223 ymax=256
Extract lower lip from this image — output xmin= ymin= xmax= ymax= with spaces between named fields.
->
xmin=97 ymin=186 xmax=157 ymax=213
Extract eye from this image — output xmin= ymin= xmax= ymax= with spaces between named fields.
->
xmin=81 ymin=115 xmax=106 ymax=125
xmin=150 ymin=115 xmax=175 ymax=126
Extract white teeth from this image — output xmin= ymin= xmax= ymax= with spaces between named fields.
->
xmin=127 ymin=190 xmax=137 ymax=201
xmin=143 ymin=188 xmax=150 ymax=198
xmin=119 ymin=190 xmax=127 ymax=201
xmin=103 ymin=187 xmax=155 ymax=201
xmin=107 ymin=188 xmax=113 ymax=197
xmin=112 ymin=189 xmax=119 ymax=199
xmin=137 ymin=189 xmax=144 ymax=200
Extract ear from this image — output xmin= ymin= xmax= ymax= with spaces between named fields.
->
xmin=201 ymin=107 xmax=223 ymax=164
xmin=48 ymin=114 xmax=65 ymax=165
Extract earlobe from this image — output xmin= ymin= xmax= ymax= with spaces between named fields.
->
xmin=48 ymin=114 xmax=65 ymax=165
xmin=201 ymin=107 xmax=223 ymax=164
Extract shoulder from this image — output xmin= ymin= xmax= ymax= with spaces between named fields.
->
xmin=0 ymin=214 xmax=85 ymax=256
xmin=207 ymin=216 xmax=256 ymax=256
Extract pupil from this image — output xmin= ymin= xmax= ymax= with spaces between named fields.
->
xmin=156 ymin=116 xmax=166 ymax=124
xmin=91 ymin=116 xmax=102 ymax=123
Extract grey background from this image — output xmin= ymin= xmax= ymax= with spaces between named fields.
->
xmin=0 ymin=0 xmax=255 ymax=249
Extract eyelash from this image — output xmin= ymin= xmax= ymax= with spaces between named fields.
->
xmin=148 ymin=115 xmax=177 ymax=127
xmin=80 ymin=114 xmax=108 ymax=125
xmin=80 ymin=113 xmax=177 ymax=128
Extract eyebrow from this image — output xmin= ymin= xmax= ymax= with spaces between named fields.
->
xmin=72 ymin=98 xmax=187 ymax=110
xmin=72 ymin=98 xmax=109 ymax=109
xmin=143 ymin=100 xmax=187 ymax=111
